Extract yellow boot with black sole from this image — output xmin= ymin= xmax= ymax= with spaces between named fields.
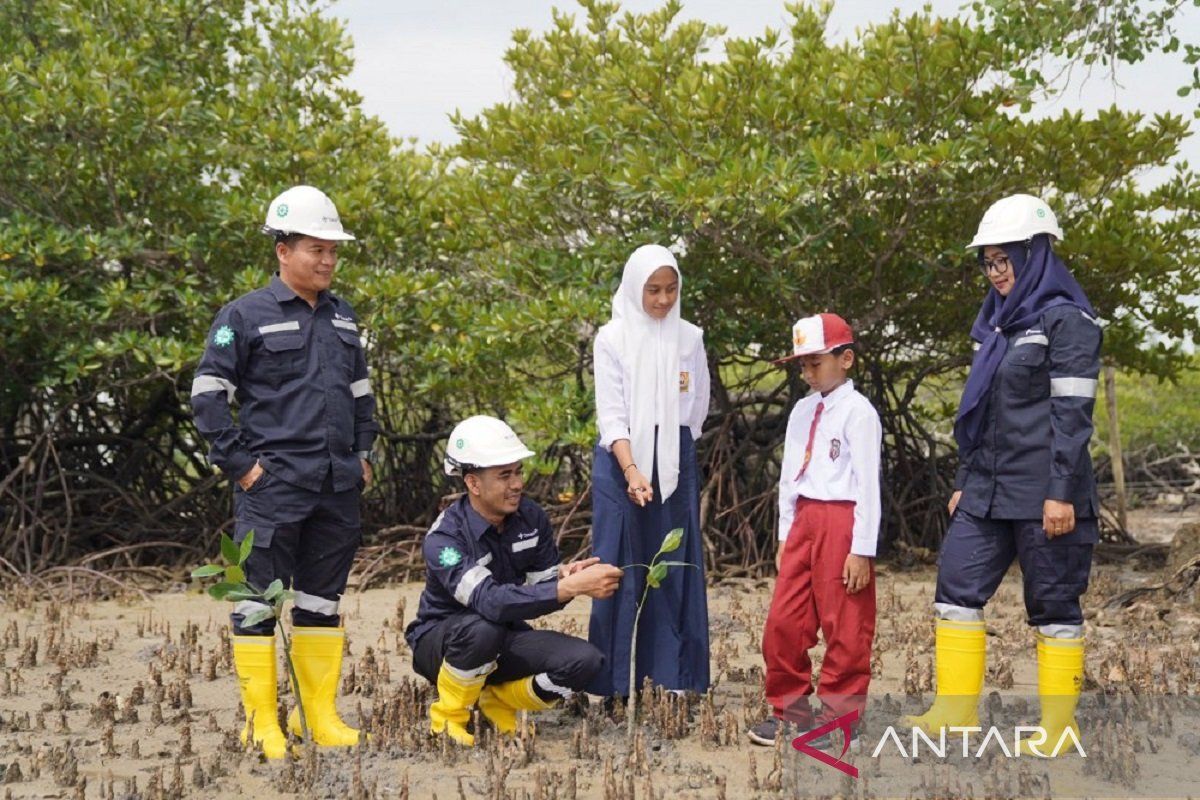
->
xmin=232 ymin=635 xmax=289 ymax=759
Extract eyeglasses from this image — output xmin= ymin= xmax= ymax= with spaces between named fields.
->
xmin=980 ymin=255 xmax=1011 ymax=276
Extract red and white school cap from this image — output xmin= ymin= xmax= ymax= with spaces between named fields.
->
xmin=776 ymin=313 xmax=855 ymax=362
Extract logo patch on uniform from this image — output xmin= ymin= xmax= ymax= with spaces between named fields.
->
xmin=829 ymin=438 xmax=841 ymax=460
xmin=679 ymin=371 xmax=690 ymax=392
xmin=212 ymin=325 xmax=235 ymax=348
xmin=437 ymin=547 xmax=463 ymax=568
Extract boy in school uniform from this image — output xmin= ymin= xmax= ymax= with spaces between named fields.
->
xmin=748 ymin=313 xmax=883 ymax=748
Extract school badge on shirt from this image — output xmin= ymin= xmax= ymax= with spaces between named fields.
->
xmin=679 ymin=371 xmax=690 ymax=393
xmin=829 ymin=438 xmax=841 ymax=460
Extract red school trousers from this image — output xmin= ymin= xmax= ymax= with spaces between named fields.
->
xmin=762 ymin=497 xmax=876 ymax=724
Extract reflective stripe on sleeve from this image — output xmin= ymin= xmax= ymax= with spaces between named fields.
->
xmin=258 ymin=321 xmax=300 ymax=335
xmin=524 ymin=565 xmax=559 ymax=585
xmin=1050 ymin=377 xmax=1098 ymax=399
xmin=350 ymin=378 xmax=372 ymax=398
xmin=454 ymin=564 xmax=492 ymax=606
xmin=191 ymin=375 xmax=237 ymax=403
xmin=332 ymin=319 xmax=359 ymax=332
xmin=1015 ymin=334 xmax=1049 ymax=347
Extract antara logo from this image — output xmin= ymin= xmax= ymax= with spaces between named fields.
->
xmin=791 ymin=709 xmax=860 ymax=778
xmin=792 ymin=711 xmax=1086 ymax=778
xmin=872 ymin=725 xmax=1086 ymax=760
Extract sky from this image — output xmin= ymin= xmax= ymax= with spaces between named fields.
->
xmin=329 ymin=0 xmax=1200 ymax=177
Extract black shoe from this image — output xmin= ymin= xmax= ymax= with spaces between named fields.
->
xmin=747 ymin=716 xmax=781 ymax=746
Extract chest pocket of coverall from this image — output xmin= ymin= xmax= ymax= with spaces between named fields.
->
xmin=335 ymin=328 xmax=361 ymax=379
xmin=1004 ymin=342 xmax=1048 ymax=396
xmin=261 ymin=333 xmax=306 ymax=388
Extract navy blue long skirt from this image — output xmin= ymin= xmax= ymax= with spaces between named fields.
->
xmin=586 ymin=427 xmax=710 ymax=696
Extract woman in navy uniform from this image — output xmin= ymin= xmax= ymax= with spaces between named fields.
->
xmin=587 ymin=244 xmax=711 ymax=699
xmin=908 ymin=194 xmax=1102 ymax=757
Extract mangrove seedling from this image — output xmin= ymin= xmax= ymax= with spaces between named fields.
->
xmin=619 ymin=527 xmax=696 ymax=737
xmin=191 ymin=531 xmax=310 ymax=741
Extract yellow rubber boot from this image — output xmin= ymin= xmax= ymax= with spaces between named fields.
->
xmin=232 ymin=635 xmax=288 ymax=759
xmin=285 ymin=627 xmax=361 ymax=746
xmin=429 ymin=663 xmax=488 ymax=746
xmin=905 ymin=619 xmax=986 ymax=734
xmin=1019 ymin=635 xmax=1085 ymax=757
xmin=478 ymin=676 xmax=557 ymax=734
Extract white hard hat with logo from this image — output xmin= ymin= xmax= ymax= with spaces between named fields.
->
xmin=262 ymin=185 xmax=356 ymax=241
xmin=444 ymin=415 xmax=536 ymax=476
xmin=967 ymin=193 xmax=1063 ymax=249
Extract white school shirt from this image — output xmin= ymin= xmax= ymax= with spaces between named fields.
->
xmin=777 ymin=379 xmax=883 ymax=557
xmin=593 ymin=326 xmax=711 ymax=450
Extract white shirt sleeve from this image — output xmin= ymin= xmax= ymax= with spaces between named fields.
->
xmin=688 ymin=340 xmax=711 ymax=440
xmin=594 ymin=330 xmax=630 ymax=451
xmin=778 ymin=406 xmax=803 ymax=542
xmin=848 ymin=399 xmax=883 ymax=557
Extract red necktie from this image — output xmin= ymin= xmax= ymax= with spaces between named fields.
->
xmin=795 ymin=401 xmax=824 ymax=480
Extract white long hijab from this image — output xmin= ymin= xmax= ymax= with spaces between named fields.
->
xmin=606 ymin=244 xmax=701 ymax=502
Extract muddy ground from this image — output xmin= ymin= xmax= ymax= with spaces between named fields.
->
xmin=2 ymin=508 xmax=1198 ymax=800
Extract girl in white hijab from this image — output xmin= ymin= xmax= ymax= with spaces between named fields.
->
xmin=586 ymin=244 xmax=711 ymax=699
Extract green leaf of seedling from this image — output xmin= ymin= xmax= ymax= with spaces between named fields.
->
xmin=220 ymin=533 xmax=239 ymax=565
xmin=238 ymin=530 xmax=254 ymax=565
xmin=264 ymin=579 xmax=284 ymax=601
xmin=647 ymin=562 xmax=668 ymax=588
xmin=240 ymin=607 xmax=276 ymax=628
xmin=207 ymin=581 xmax=239 ymax=600
xmin=191 ymin=564 xmax=223 ymax=579
xmin=657 ymin=528 xmax=684 ymax=555
xmin=654 ymin=560 xmax=698 ymax=569
xmin=225 ymin=588 xmax=262 ymax=601
xmin=224 ymin=565 xmax=245 ymax=584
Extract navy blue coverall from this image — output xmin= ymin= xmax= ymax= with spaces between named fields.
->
xmin=406 ymin=496 xmax=604 ymax=700
xmin=191 ymin=274 xmax=378 ymax=633
xmin=936 ymin=305 xmax=1103 ymax=636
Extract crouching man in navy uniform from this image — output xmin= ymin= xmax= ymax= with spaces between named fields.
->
xmin=191 ymin=186 xmax=376 ymax=758
xmin=407 ymin=415 xmax=623 ymax=746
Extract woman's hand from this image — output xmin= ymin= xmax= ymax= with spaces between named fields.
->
xmin=947 ymin=490 xmax=962 ymax=516
xmin=626 ymin=468 xmax=653 ymax=506
xmin=1042 ymin=499 xmax=1076 ymax=538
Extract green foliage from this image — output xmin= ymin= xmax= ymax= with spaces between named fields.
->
xmin=1094 ymin=359 xmax=1200 ymax=453
xmin=3 ymin=0 xmax=1198 ymax=572
xmin=443 ymin=0 xmax=1200 ymax=550
xmin=971 ymin=0 xmax=1200 ymax=109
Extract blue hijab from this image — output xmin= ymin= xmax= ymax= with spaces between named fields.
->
xmin=953 ymin=234 xmax=1095 ymax=452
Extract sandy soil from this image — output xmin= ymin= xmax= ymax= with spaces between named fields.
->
xmin=2 ymin=513 xmax=1198 ymax=799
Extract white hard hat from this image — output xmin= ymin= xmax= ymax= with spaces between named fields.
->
xmin=967 ymin=193 xmax=1063 ymax=249
xmin=444 ymin=415 xmax=536 ymax=476
xmin=262 ymin=185 xmax=356 ymax=241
